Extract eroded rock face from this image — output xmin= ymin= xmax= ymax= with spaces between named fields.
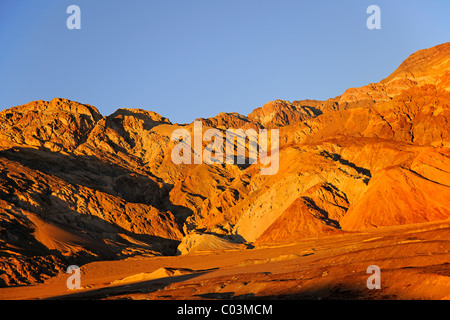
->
xmin=248 ymin=100 xmax=322 ymax=128
xmin=1 ymin=43 xmax=450 ymax=286
xmin=0 ymin=98 xmax=102 ymax=152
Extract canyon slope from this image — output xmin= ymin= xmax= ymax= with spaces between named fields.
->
xmin=0 ymin=42 xmax=449 ymax=295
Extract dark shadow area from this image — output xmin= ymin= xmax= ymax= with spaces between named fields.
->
xmin=0 ymin=147 xmax=167 ymax=207
xmin=0 ymin=145 xmax=208 ymax=287
xmin=252 ymin=283 xmax=396 ymax=300
xmin=0 ymin=146 xmax=195 ymax=225
xmin=320 ymin=151 xmax=371 ymax=183
xmin=108 ymin=109 xmax=171 ymax=131
xmin=0 ymin=194 xmax=182 ymax=288
xmin=0 ymin=147 xmax=188 ymax=284
xmin=49 ymin=274 xmax=396 ymax=300
xmin=41 ymin=202 xmax=181 ymax=260
xmin=192 ymin=278 xmax=394 ymax=301
xmin=46 ymin=271 xmax=210 ymax=300
xmin=106 ymin=113 xmax=165 ymax=150
xmin=196 ymin=292 xmax=249 ymax=299
xmin=300 ymin=105 xmax=324 ymax=117
xmin=301 ymin=196 xmax=341 ymax=229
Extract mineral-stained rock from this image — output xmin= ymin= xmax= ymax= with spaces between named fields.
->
xmin=1 ymin=43 xmax=450 ymax=287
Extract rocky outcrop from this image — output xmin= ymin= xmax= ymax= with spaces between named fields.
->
xmin=248 ymin=100 xmax=322 ymax=128
xmin=0 ymin=98 xmax=102 ymax=152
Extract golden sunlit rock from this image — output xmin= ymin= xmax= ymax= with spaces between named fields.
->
xmin=0 ymin=43 xmax=449 ymax=299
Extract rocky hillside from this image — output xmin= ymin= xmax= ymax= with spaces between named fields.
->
xmin=1 ymin=42 xmax=449 ymax=287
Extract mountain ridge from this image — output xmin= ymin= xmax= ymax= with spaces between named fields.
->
xmin=0 ymin=42 xmax=449 ymax=287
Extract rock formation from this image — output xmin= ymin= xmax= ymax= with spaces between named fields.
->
xmin=1 ymin=42 xmax=449 ymax=287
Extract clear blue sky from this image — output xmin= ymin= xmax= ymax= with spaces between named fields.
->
xmin=0 ymin=0 xmax=449 ymax=124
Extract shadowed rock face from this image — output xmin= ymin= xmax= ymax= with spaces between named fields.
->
xmin=1 ymin=43 xmax=450 ymax=287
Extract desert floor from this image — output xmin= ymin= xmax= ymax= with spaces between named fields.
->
xmin=1 ymin=220 xmax=449 ymax=300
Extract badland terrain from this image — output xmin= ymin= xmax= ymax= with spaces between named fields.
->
xmin=0 ymin=43 xmax=449 ymax=300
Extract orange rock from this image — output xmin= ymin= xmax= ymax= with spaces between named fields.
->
xmin=1 ymin=43 xmax=450 ymax=289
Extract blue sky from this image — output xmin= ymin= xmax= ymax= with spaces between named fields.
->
xmin=0 ymin=0 xmax=449 ymax=124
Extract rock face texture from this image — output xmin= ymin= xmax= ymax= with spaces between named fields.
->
xmin=1 ymin=43 xmax=450 ymax=287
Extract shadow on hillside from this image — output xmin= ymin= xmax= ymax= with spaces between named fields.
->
xmin=0 ymin=147 xmax=169 ymax=206
xmin=0 ymin=191 xmax=181 ymax=263
xmin=319 ymin=150 xmax=371 ymax=183
xmin=0 ymin=147 xmax=188 ymax=263
xmin=0 ymin=146 xmax=194 ymax=215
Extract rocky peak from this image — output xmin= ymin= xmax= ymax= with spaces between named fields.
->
xmin=382 ymin=42 xmax=450 ymax=86
xmin=248 ymin=99 xmax=322 ymax=128
xmin=0 ymin=98 xmax=102 ymax=152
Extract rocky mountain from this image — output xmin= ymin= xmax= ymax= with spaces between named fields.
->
xmin=1 ymin=42 xmax=449 ymax=287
